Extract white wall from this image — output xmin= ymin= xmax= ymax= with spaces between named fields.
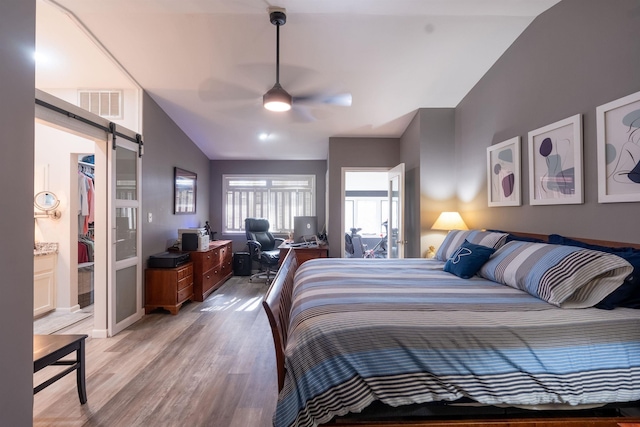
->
xmin=35 ymin=122 xmax=94 ymax=311
xmin=41 ymin=87 xmax=140 ymax=132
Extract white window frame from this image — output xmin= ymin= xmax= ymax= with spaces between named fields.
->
xmin=345 ymin=196 xmax=388 ymax=237
xmin=223 ymin=174 xmax=315 ymax=234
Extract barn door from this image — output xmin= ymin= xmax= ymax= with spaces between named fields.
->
xmin=108 ymin=136 xmax=143 ymax=335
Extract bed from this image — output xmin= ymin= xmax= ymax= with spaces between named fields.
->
xmin=263 ymin=231 xmax=640 ymax=427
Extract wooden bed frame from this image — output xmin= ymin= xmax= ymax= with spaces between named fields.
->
xmin=262 ymin=232 xmax=640 ymax=427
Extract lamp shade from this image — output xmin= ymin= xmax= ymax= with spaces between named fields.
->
xmin=431 ymin=211 xmax=468 ymax=231
xmin=263 ymin=83 xmax=292 ymax=112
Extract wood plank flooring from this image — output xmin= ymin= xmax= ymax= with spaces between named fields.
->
xmin=33 ymin=276 xmax=278 ymax=427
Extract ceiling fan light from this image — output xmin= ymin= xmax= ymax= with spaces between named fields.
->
xmin=263 ymin=83 xmax=292 ymax=112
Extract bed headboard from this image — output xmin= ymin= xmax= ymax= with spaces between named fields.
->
xmin=506 ymin=231 xmax=640 ymax=250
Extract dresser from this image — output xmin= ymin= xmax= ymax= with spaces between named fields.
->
xmin=144 ymin=261 xmax=194 ymax=315
xmin=189 ymin=240 xmax=233 ymax=302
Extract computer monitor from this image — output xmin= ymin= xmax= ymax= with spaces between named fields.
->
xmin=293 ymin=216 xmax=318 ymax=243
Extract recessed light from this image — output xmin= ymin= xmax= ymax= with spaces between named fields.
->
xmin=259 ymin=132 xmax=270 ymax=141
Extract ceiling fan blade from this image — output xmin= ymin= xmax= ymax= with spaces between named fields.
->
xmin=198 ymin=78 xmax=261 ymax=103
xmin=290 ymin=105 xmax=317 ymax=123
xmin=293 ymin=92 xmax=352 ymax=107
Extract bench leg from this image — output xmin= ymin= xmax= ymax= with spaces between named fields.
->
xmin=76 ymin=340 xmax=87 ymax=404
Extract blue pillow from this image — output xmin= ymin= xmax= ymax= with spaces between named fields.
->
xmin=548 ymin=234 xmax=640 ymax=309
xmin=444 ymin=240 xmax=495 ymax=279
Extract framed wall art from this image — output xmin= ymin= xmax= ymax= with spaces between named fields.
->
xmin=596 ymin=90 xmax=640 ymax=203
xmin=487 ymin=136 xmax=521 ymax=207
xmin=528 ymin=114 xmax=583 ymax=205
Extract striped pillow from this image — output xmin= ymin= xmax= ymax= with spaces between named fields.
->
xmin=478 ymin=241 xmax=633 ymax=308
xmin=435 ymin=230 xmax=508 ymax=262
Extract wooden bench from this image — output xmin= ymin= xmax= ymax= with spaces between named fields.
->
xmin=33 ymin=334 xmax=88 ymax=404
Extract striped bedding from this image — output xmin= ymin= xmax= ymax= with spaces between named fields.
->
xmin=274 ymin=257 xmax=640 ymax=427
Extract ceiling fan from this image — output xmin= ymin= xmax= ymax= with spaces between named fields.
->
xmin=262 ymin=7 xmax=352 ymax=114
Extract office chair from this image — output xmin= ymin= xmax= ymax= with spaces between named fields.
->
xmin=244 ymin=218 xmax=285 ymax=283
xmin=345 ymin=228 xmax=366 ymax=258
xmin=350 ymin=234 xmax=366 ymax=258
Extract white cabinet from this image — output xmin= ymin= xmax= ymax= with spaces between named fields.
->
xmin=34 ymin=253 xmax=57 ymax=317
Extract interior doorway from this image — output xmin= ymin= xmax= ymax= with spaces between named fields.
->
xmin=33 ymin=121 xmax=100 ymax=333
xmin=342 ymin=169 xmax=390 ymax=258
xmin=34 ymin=92 xmax=145 ymax=338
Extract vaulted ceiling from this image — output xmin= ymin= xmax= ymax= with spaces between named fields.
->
xmin=36 ymin=0 xmax=560 ymax=160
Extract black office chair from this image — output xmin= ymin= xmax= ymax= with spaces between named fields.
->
xmin=244 ymin=218 xmax=285 ymax=283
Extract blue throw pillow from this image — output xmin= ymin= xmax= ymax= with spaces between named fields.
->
xmin=548 ymin=234 xmax=640 ymax=309
xmin=444 ymin=240 xmax=495 ymax=279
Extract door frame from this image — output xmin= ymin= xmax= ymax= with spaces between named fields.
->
xmin=387 ymin=163 xmax=405 ymax=259
xmin=340 ymin=167 xmax=393 ymax=258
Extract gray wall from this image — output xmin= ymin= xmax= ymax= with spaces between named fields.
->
xmin=208 ymin=160 xmax=327 ymax=253
xmin=400 ymin=108 xmax=456 ymax=257
xmin=1 ymin=1 xmax=36 ymax=425
xmin=327 ymin=137 xmax=400 ymax=255
xmin=400 ymin=112 xmax=421 ymax=258
xmin=141 ymin=92 xmax=211 ymax=264
xmin=456 ymin=0 xmax=640 ymax=243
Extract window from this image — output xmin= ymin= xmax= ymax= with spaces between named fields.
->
xmin=345 ymin=196 xmax=388 ymax=237
xmin=223 ymin=174 xmax=315 ymax=233
xmin=344 ymin=170 xmax=389 ymax=237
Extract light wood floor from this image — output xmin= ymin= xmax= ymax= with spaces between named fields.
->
xmin=33 ymin=276 xmax=278 ymax=427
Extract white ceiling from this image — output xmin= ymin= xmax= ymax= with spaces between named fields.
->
xmin=36 ymin=0 xmax=560 ymax=161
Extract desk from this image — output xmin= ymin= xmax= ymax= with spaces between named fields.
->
xmin=278 ymin=243 xmax=329 ymax=266
xmin=33 ymin=334 xmax=88 ymax=404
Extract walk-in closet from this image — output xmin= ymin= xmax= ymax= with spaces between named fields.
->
xmin=77 ymin=158 xmax=95 ymax=309
xmin=33 ymin=122 xmax=96 ymax=333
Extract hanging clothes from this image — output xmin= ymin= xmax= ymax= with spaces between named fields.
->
xmin=78 ymin=235 xmax=94 ymax=263
xmin=84 ymin=177 xmax=94 ymax=236
xmin=78 ymin=163 xmax=94 ymax=236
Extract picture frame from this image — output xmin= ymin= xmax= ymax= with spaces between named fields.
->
xmin=528 ymin=114 xmax=583 ymax=205
xmin=174 ymin=167 xmax=197 ymax=214
xmin=487 ymin=136 xmax=521 ymax=207
xmin=596 ymin=90 xmax=640 ymax=203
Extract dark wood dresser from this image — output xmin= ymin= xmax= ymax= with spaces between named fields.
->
xmin=144 ymin=261 xmax=194 ymax=315
xmin=188 ymin=240 xmax=233 ymax=301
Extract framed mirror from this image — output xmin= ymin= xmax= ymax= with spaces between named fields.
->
xmin=174 ymin=167 xmax=197 ymax=214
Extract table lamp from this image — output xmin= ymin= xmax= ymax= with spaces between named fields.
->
xmin=431 ymin=211 xmax=468 ymax=231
